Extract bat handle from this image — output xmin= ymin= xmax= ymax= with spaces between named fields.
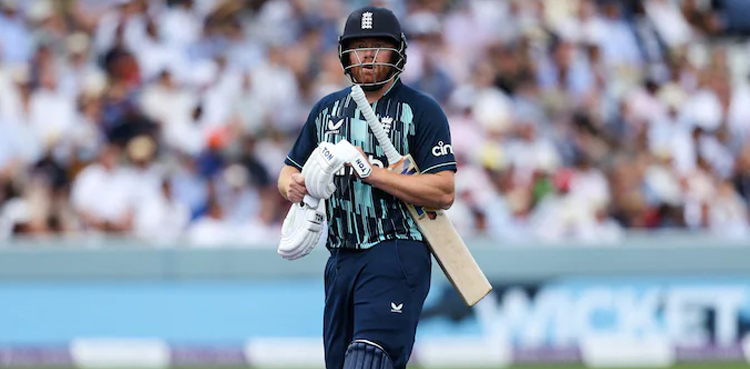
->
xmin=350 ymin=85 xmax=403 ymax=164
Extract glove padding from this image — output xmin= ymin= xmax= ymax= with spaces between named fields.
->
xmin=302 ymin=142 xmax=345 ymax=199
xmin=301 ymin=140 xmax=372 ymax=199
xmin=278 ymin=195 xmax=327 ymax=260
xmin=335 ymin=139 xmax=372 ymax=179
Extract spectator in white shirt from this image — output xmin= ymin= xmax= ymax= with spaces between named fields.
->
xmin=131 ymin=16 xmax=182 ymax=84
xmin=28 ymin=66 xmax=77 ymax=151
xmin=644 ymin=0 xmax=692 ymax=49
xmin=214 ymin=163 xmax=260 ymax=225
xmin=93 ymin=0 xmax=147 ymax=56
xmin=139 ymin=69 xmax=201 ymax=154
xmin=597 ymin=1 xmax=644 ymax=71
xmin=536 ymin=39 xmax=595 ymax=101
xmin=57 ymin=32 xmax=105 ymax=97
xmin=707 ymin=179 xmax=750 ymax=238
xmin=126 ymin=135 xmax=163 ymax=198
xmin=158 ymin=0 xmax=202 ymax=51
xmin=70 ymin=143 xmax=137 ymax=233
xmin=248 ymin=44 xmax=301 ymax=133
xmin=133 ymin=177 xmax=190 ymax=244
xmin=0 ymin=0 xmax=33 ymax=64
xmin=186 ymin=196 xmax=235 ymax=247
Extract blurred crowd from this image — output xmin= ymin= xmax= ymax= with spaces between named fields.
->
xmin=2 ymin=0 xmax=750 ymax=246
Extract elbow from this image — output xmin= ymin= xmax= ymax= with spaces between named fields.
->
xmin=438 ymin=192 xmax=455 ymax=210
xmin=431 ymin=172 xmax=456 ymax=210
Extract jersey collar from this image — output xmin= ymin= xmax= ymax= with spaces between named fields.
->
xmin=381 ymin=77 xmax=403 ymax=98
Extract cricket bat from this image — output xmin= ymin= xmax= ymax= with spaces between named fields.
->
xmin=350 ymin=85 xmax=492 ymax=307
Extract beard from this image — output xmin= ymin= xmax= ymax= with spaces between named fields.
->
xmin=352 ymin=64 xmax=391 ymax=85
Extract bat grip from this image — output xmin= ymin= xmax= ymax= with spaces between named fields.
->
xmin=350 ymin=85 xmax=403 ymax=164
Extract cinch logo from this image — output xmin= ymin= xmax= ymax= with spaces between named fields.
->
xmin=431 ymin=141 xmax=453 ymax=157
xmin=326 ymin=119 xmax=344 ymax=135
xmin=361 ymin=11 xmax=373 ymax=29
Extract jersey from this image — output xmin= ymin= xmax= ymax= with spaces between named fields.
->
xmin=285 ymin=79 xmax=457 ymax=249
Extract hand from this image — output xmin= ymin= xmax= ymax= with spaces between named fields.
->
xmin=287 ymin=172 xmax=308 ymax=203
xmin=386 ymin=156 xmax=406 ymax=171
xmin=354 ymin=146 xmax=367 ymax=161
xmin=302 ymin=143 xmax=345 ymax=199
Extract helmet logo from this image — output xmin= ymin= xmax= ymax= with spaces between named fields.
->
xmin=361 ymin=11 xmax=373 ymax=29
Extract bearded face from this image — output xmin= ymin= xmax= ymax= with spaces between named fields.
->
xmin=344 ymin=37 xmax=400 ymax=86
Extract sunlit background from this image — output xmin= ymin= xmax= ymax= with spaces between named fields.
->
xmin=1 ymin=0 xmax=750 ymax=368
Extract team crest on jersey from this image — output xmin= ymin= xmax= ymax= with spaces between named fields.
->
xmin=380 ymin=116 xmax=393 ymax=136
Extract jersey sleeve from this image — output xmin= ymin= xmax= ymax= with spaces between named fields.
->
xmin=410 ymin=98 xmax=457 ymax=174
xmin=284 ymin=104 xmax=320 ymax=170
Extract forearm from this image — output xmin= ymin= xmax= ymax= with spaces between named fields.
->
xmin=365 ymin=167 xmax=455 ymax=209
xmin=277 ymin=165 xmax=300 ymax=200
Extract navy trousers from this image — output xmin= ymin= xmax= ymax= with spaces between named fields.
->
xmin=323 ymin=239 xmax=432 ymax=369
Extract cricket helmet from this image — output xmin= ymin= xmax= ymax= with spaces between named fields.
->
xmin=338 ymin=6 xmax=408 ymax=90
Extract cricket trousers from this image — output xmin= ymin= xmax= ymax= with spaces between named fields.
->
xmin=323 ymin=239 xmax=432 ymax=369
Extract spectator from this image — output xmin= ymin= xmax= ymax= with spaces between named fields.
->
xmin=70 ymin=143 xmax=137 ymax=233
xmin=0 ymin=0 xmax=748 ymax=246
xmin=133 ymin=177 xmax=191 ymax=244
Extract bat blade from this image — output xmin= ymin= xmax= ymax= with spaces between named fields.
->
xmin=389 ymin=155 xmax=492 ymax=307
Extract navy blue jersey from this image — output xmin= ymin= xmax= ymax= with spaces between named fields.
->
xmin=285 ymin=79 xmax=457 ymax=249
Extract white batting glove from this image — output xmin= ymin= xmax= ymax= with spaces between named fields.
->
xmin=278 ymin=195 xmax=327 ymax=260
xmin=302 ymin=142 xmax=346 ymax=199
xmin=335 ymin=139 xmax=372 ymax=179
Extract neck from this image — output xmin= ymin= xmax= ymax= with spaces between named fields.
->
xmin=364 ymin=78 xmax=396 ymax=103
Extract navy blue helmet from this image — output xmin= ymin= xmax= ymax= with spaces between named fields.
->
xmin=338 ymin=6 xmax=408 ymax=90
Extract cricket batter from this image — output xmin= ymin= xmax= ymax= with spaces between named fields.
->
xmin=277 ymin=6 xmax=457 ymax=369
